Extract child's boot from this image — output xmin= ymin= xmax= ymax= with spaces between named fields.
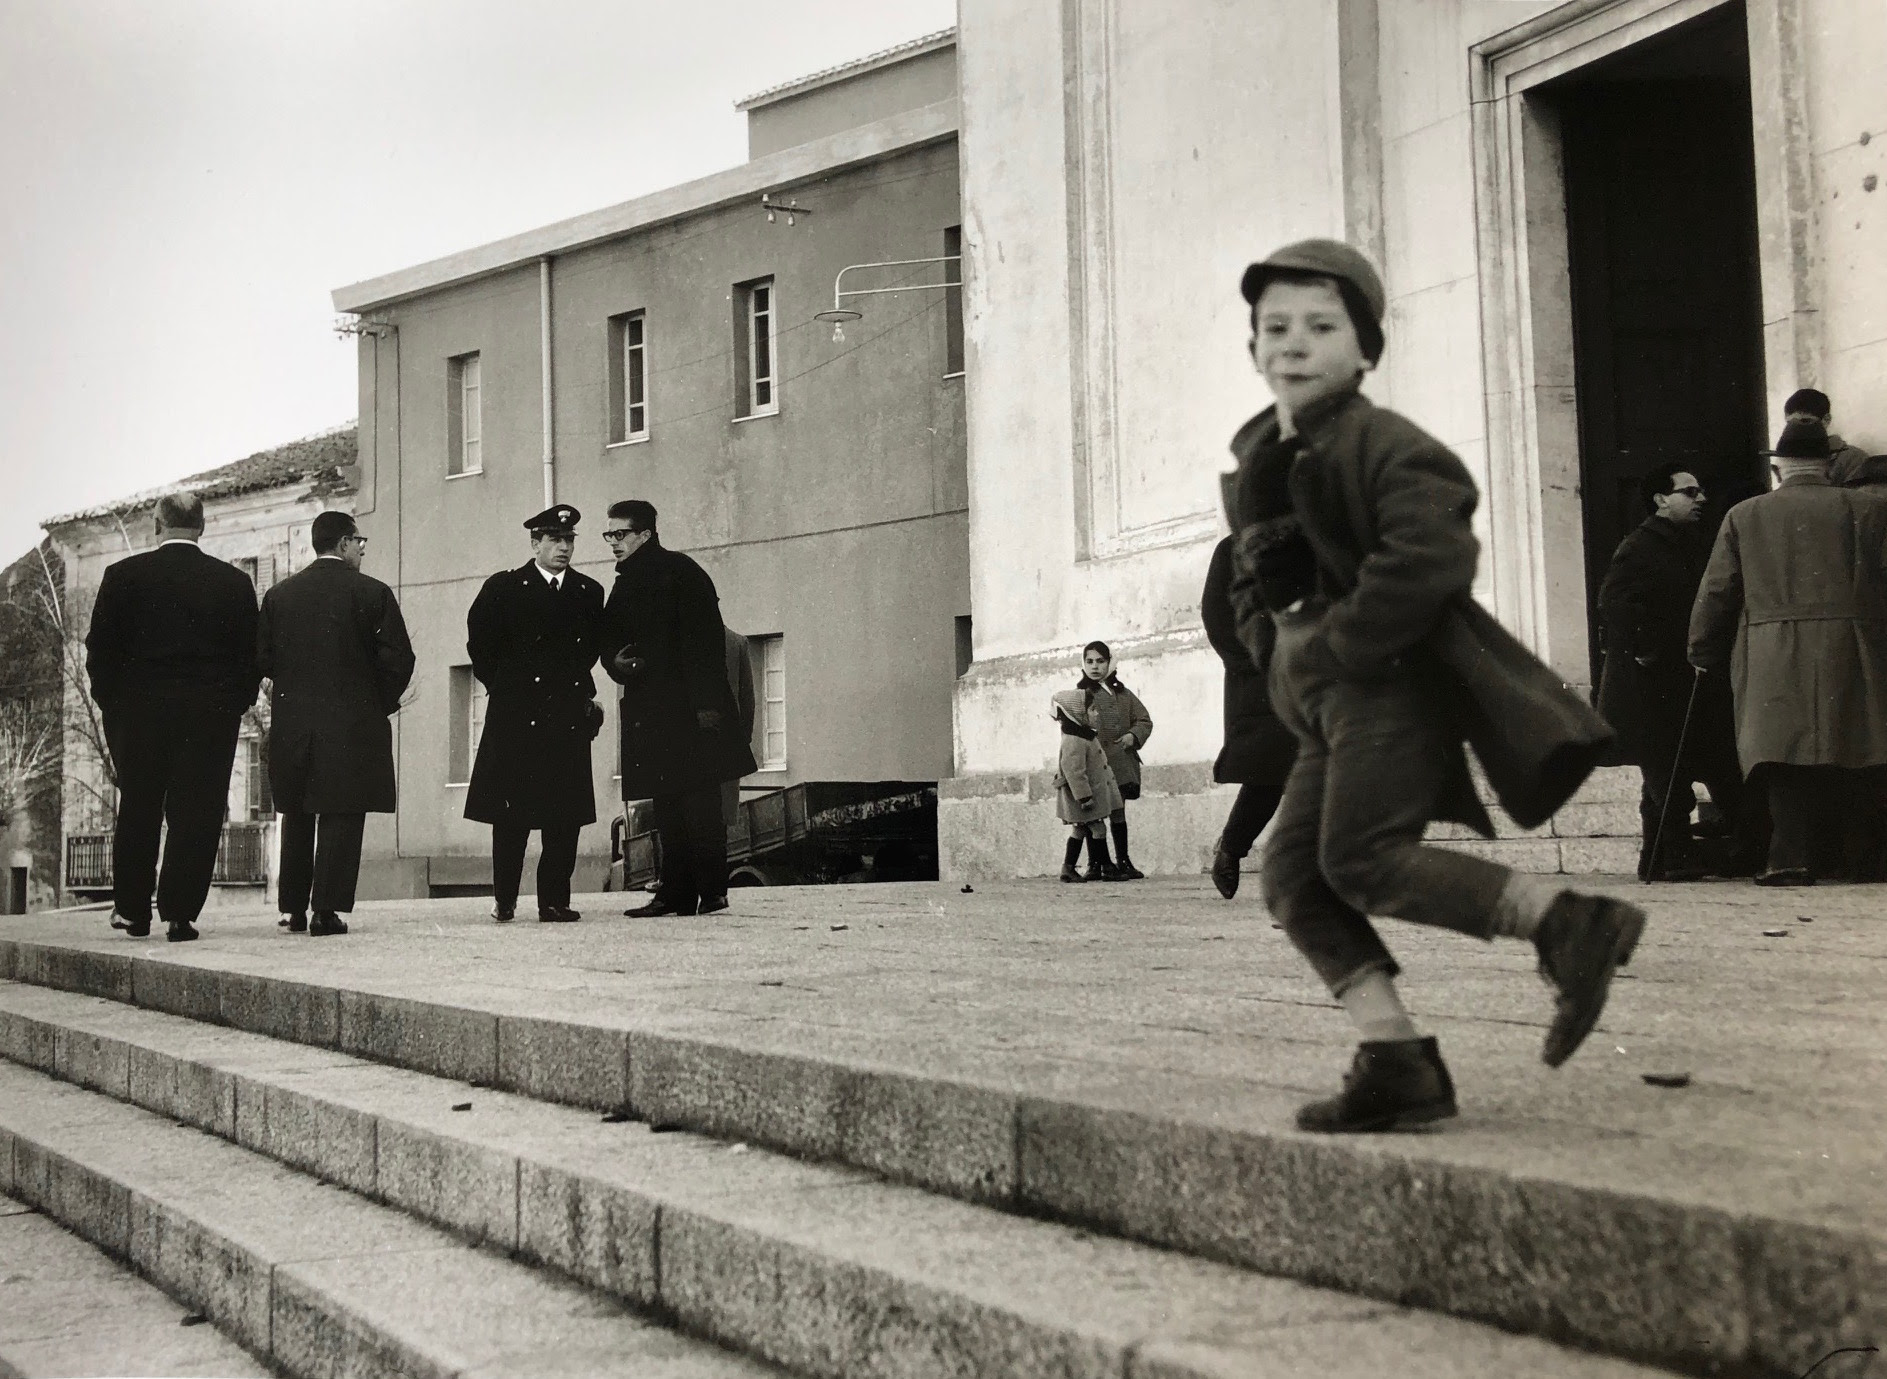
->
xmin=1110 ymin=818 xmax=1145 ymax=879
xmin=1084 ymin=832 xmax=1120 ymax=881
xmin=1296 ymin=1036 xmax=1457 ymax=1133
xmin=1059 ymin=836 xmax=1086 ymax=883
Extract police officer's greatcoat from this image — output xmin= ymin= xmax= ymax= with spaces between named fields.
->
xmin=463 ymin=562 xmax=606 ymax=827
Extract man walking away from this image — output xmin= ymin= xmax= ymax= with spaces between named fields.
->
xmin=465 ymin=506 xmax=607 ymax=923
xmin=1690 ymin=421 xmax=1887 ymax=885
xmin=86 ymin=491 xmax=260 ymax=942
xmin=1595 ymin=463 xmax=1756 ymax=880
xmin=602 ymin=501 xmax=756 ymax=918
xmin=722 ymin=626 xmax=757 ymax=829
xmin=1784 ymin=388 xmax=1882 ymax=488
xmin=257 ymin=511 xmax=415 ymax=935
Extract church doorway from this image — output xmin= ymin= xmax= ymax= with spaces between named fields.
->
xmin=1547 ymin=5 xmax=1767 ymax=669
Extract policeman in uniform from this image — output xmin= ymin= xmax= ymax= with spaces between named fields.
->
xmin=463 ymin=505 xmax=606 ymax=922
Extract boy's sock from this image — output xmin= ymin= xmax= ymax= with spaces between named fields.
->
xmin=1063 ymin=836 xmax=1085 ymax=869
xmin=1490 ymin=871 xmax=1571 ymax=940
xmin=1338 ymin=969 xmax=1420 ymax=1044
xmin=1085 ymin=833 xmax=1114 ymax=869
xmin=1110 ymin=817 xmax=1130 ymax=859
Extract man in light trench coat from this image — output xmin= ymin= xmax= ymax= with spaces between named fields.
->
xmin=1690 ymin=420 xmax=1887 ymax=885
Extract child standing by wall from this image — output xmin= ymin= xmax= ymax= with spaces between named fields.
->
xmin=1051 ymin=687 xmax=1123 ymax=881
xmin=1226 ymin=238 xmax=1643 ymax=1133
xmin=1079 ymin=642 xmax=1154 ymax=879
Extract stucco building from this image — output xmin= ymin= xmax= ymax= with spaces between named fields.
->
xmin=42 ymin=426 xmax=359 ymax=906
xmin=332 ymin=34 xmax=967 ymax=898
xmin=941 ymin=0 xmax=1883 ymax=878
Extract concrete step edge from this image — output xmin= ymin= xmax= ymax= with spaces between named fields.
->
xmin=0 ymin=985 xmax=1689 ymax=1379
xmin=0 ymin=1193 xmax=271 ymax=1378
xmin=0 ymin=1060 xmax=783 ymax=1379
xmin=1 ymin=939 xmax=1873 ymax=1378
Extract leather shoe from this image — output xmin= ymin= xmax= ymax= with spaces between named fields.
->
xmin=1754 ymin=867 xmax=1814 ymax=887
xmin=166 ymin=922 xmax=200 ymax=944
xmin=279 ymin=912 xmax=309 ymax=933
xmin=624 ymin=896 xmax=696 ymax=917
xmin=537 ymin=906 xmax=580 ymax=923
xmin=491 ymin=904 xmax=516 ymax=924
xmin=1296 ymin=1037 xmax=1457 ymax=1133
xmin=1210 ymin=848 xmax=1240 ymax=899
xmin=110 ymin=912 xmax=150 ymax=939
xmin=1533 ymin=892 xmax=1645 ymax=1068
xmin=696 ymin=895 xmax=729 ymax=915
xmin=309 ymin=911 xmax=348 ymax=937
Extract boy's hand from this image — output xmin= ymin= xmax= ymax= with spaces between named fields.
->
xmin=1078 ymin=796 xmax=1094 ymax=809
xmin=1118 ymin=732 xmax=1137 ymax=749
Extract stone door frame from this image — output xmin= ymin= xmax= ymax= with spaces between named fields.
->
xmin=1468 ymin=0 xmax=1817 ymax=684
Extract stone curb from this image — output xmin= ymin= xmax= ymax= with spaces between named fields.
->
xmin=2 ymin=939 xmax=1878 ymax=1377
xmin=0 ymin=1061 xmax=780 ymax=1379
xmin=0 ymin=989 xmax=1681 ymax=1379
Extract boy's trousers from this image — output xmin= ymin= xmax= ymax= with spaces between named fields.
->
xmin=1261 ymin=610 xmax=1511 ymax=996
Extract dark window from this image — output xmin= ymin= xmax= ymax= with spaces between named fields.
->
xmin=944 ymin=226 xmax=964 ymax=377
xmin=954 ymin=615 xmax=973 ymax=678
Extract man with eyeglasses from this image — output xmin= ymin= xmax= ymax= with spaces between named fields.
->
xmin=464 ymin=505 xmax=607 ymax=922
xmin=1596 ymin=461 xmax=1755 ymax=881
xmin=257 ymin=510 xmax=415 ymax=935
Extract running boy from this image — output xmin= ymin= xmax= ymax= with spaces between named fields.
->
xmin=1226 ymin=239 xmax=1646 ymax=1133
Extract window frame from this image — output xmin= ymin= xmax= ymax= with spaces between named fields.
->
xmin=606 ymin=310 xmax=650 ymax=446
xmin=733 ymin=277 xmax=779 ymax=420
xmin=447 ymin=352 xmax=483 ymax=478
xmin=748 ymin=634 xmax=786 ymax=771
xmin=447 ymin=665 xmax=488 ymax=786
xmin=943 ymin=226 xmax=965 ymax=379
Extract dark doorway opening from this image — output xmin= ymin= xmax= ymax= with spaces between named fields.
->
xmin=1551 ymin=4 xmax=1766 ymax=670
xmin=7 ymin=866 xmax=26 ymax=915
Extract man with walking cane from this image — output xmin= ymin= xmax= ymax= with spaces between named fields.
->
xmin=1690 ymin=421 xmax=1887 ymax=886
xmin=1595 ymin=463 xmax=1755 ymax=880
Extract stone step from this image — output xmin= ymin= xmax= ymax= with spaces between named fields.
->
xmin=0 ymin=980 xmax=1673 ymax=1379
xmin=0 ymin=1191 xmax=269 ymax=1377
xmin=0 ymin=1057 xmax=785 ymax=1379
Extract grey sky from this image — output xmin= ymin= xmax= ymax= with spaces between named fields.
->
xmin=0 ymin=0 xmax=954 ymax=563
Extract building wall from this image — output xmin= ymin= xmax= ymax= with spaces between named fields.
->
xmin=355 ymin=139 xmax=968 ymax=891
xmin=747 ymin=44 xmax=959 ymax=158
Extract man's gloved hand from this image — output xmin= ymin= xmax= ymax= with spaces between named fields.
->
xmin=611 ymin=646 xmax=646 ymax=680
xmin=696 ymin=708 xmax=724 ymax=733
xmin=584 ymin=699 xmax=605 ymax=740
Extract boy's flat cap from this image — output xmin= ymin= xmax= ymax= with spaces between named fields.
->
xmin=1240 ymin=239 xmax=1386 ymax=325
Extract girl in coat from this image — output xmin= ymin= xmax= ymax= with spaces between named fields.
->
xmin=1079 ymin=642 xmax=1153 ymax=878
xmin=1051 ymin=688 xmax=1124 ymax=881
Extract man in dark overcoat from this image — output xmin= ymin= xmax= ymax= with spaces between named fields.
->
xmin=256 ymin=511 xmax=415 ymax=935
xmin=1201 ymin=532 xmax=1296 ymax=898
xmin=86 ymin=491 xmax=260 ymax=942
xmin=601 ymin=500 xmax=755 ymax=917
xmin=1595 ymin=463 xmax=1753 ymax=880
xmin=464 ymin=505 xmax=606 ymax=922
xmin=1690 ymin=421 xmax=1887 ymax=885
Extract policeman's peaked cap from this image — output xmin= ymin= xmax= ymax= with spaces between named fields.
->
xmin=524 ymin=504 xmax=581 ymax=536
xmin=1240 ymin=239 xmax=1387 ymax=363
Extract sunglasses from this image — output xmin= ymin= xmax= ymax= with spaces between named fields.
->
xmin=1671 ymin=486 xmax=1704 ymax=499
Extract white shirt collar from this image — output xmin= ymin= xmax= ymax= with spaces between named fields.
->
xmin=534 ymin=562 xmax=563 ymax=587
xmin=316 ymin=554 xmax=345 ymax=562
xmin=159 ymin=537 xmax=200 ymax=548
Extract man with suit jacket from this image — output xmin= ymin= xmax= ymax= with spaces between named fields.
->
xmin=464 ymin=505 xmax=607 ymax=923
xmin=601 ymin=500 xmax=755 ymax=918
xmin=86 ymin=491 xmax=260 ymax=942
xmin=256 ymin=511 xmax=415 ymax=936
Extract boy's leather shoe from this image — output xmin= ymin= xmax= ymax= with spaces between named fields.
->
xmin=1210 ymin=848 xmax=1240 ymax=899
xmin=1534 ymin=892 xmax=1645 ymax=1068
xmin=1113 ymin=858 xmax=1146 ymax=880
xmin=1059 ymin=863 xmax=1085 ymax=883
xmin=624 ymin=896 xmax=696 ymax=917
xmin=279 ymin=912 xmax=309 ymax=933
xmin=309 ymin=911 xmax=348 ymax=937
xmin=537 ymin=906 xmax=580 ymax=923
xmin=166 ymin=922 xmax=200 ymax=944
xmin=1296 ymin=1037 xmax=1457 ymax=1133
xmin=1082 ymin=862 xmax=1122 ymax=882
xmin=110 ymin=912 xmax=150 ymax=938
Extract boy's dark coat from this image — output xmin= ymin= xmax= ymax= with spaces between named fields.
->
xmin=601 ymin=537 xmax=757 ymax=798
xmin=257 ymin=558 xmax=416 ymax=814
xmin=1201 ymin=534 xmax=1295 ymax=784
xmin=1224 ymin=390 xmax=1614 ymax=834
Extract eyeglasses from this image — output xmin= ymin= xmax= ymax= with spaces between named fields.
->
xmin=601 ymin=528 xmax=638 ymax=541
xmin=1671 ymin=486 xmax=1703 ymax=499
xmin=347 ymin=534 xmax=370 ymax=547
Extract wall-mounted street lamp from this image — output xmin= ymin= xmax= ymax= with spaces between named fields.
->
xmin=813 ymin=256 xmax=961 ymax=343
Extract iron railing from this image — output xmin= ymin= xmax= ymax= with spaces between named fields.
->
xmin=65 ymin=823 xmax=269 ymax=890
